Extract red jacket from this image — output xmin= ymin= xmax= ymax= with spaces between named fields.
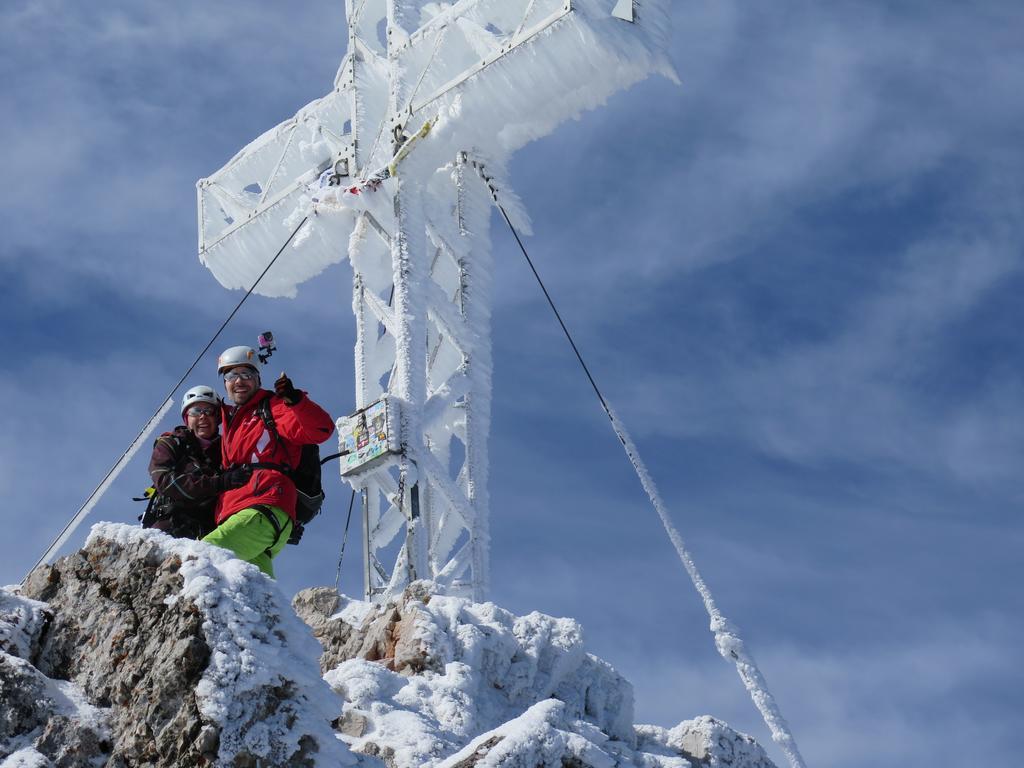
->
xmin=217 ymin=389 xmax=334 ymax=524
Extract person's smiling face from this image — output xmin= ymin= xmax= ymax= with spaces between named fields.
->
xmin=185 ymin=403 xmax=219 ymax=440
xmin=223 ymin=365 xmax=260 ymax=406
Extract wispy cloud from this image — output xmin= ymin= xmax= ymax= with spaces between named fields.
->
xmin=1 ymin=2 xmax=1021 ymax=764
xmin=620 ymin=616 xmax=1021 ymax=768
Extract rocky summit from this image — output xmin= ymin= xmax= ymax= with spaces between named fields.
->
xmin=1 ymin=524 xmax=776 ymax=768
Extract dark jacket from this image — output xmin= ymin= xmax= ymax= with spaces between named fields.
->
xmin=145 ymin=426 xmax=223 ymax=539
xmin=218 ymin=389 xmax=334 ymax=524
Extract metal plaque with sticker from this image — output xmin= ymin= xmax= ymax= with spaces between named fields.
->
xmin=336 ymin=397 xmax=401 ymax=476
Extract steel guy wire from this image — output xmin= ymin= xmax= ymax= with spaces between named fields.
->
xmin=471 ymin=160 xmax=809 ymax=768
xmin=335 ymin=488 xmax=358 ymax=592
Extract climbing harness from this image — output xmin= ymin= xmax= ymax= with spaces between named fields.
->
xmin=25 ymin=215 xmax=311 ymax=580
xmin=467 ymin=156 xmax=808 ymax=768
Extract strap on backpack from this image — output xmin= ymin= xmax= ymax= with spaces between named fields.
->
xmin=253 ymin=397 xmax=327 ymax=537
xmin=253 ymin=398 xmax=296 ymax=472
xmin=256 ymin=398 xmax=280 ymax=444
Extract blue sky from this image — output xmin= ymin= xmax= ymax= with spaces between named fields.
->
xmin=2 ymin=2 xmax=1022 ymax=766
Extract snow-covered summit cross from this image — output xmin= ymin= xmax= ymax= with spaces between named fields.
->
xmin=196 ymin=0 xmax=675 ymax=602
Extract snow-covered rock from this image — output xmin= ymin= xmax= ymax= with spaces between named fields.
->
xmin=2 ymin=629 xmax=117 ymax=766
xmin=1 ymin=526 xmax=775 ymax=768
xmin=4 ymin=523 xmax=354 ymax=767
xmin=0 ymin=650 xmax=111 ymax=768
xmin=0 ymin=591 xmax=49 ymax=662
xmin=637 ymin=717 xmax=777 ymax=768
xmin=294 ymin=583 xmax=776 ymax=768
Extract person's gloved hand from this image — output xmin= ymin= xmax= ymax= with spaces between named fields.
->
xmin=275 ymin=372 xmax=303 ymax=405
xmin=220 ymin=464 xmax=253 ymax=490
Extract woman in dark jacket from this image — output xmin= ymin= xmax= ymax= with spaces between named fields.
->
xmin=143 ymin=385 xmax=249 ymax=539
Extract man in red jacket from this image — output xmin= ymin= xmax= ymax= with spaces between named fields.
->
xmin=201 ymin=345 xmax=335 ymax=577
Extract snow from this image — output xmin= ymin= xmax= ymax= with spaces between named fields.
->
xmin=84 ymin=523 xmax=356 ymax=767
xmin=317 ymin=586 xmax=776 ymax=767
xmin=334 ymin=594 xmax=377 ymax=627
xmin=324 ymin=590 xmax=635 ymax=764
xmin=0 ymin=589 xmax=49 ymax=661
xmin=436 ymin=699 xmax=619 ymax=768
xmin=0 ymin=749 xmax=52 ymax=768
xmin=3 ymin=531 xmax=778 ymax=768
xmin=1 ymin=591 xmax=111 ymax=768
xmin=637 ymin=717 xmax=776 ymax=768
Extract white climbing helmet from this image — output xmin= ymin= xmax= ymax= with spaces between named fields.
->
xmin=217 ymin=345 xmax=259 ymax=375
xmin=180 ymin=385 xmax=220 ymax=419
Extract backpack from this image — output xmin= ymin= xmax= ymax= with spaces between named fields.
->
xmin=254 ymin=398 xmax=325 ymax=529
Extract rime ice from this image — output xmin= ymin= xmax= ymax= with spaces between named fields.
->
xmin=195 ymin=0 xmax=675 ymax=604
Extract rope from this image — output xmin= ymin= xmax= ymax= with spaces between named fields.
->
xmin=26 ymin=216 xmax=311 ymax=580
xmin=335 ymin=488 xmax=358 ymax=592
xmin=471 ymin=161 xmax=808 ymax=768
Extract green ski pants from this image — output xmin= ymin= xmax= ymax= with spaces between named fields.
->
xmin=202 ymin=506 xmax=292 ymax=578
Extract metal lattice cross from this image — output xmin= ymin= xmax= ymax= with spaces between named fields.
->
xmin=197 ymin=0 xmax=673 ymax=602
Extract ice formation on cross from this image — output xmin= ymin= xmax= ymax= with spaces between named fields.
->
xmin=196 ymin=0 xmax=675 ymax=603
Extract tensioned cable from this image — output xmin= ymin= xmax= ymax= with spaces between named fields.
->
xmin=26 ymin=216 xmax=311 ymax=580
xmin=470 ymin=161 xmax=808 ymax=768
xmin=335 ymin=488 xmax=357 ymax=592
